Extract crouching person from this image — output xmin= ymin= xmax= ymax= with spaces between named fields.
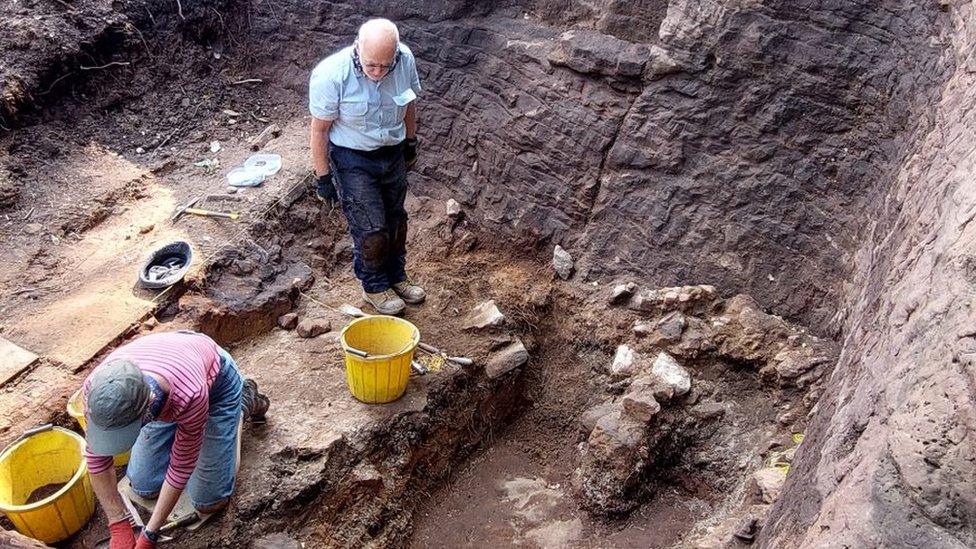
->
xmin=82 ymin=331 xmax=269 ymax=548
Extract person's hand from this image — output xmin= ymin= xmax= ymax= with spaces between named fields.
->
xmin=314 ymin=172 xmax=338 ymax=205
xmin=108 ymin=518 xmax=136 ymax=549
xmin=404 ymin=138 xmax=418 ymax=170
xmin=134 ymin=530 xmax=157 ymax=549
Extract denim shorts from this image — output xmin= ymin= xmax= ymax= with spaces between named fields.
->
xmin=127 ymin=348 xmax=244 ymax=507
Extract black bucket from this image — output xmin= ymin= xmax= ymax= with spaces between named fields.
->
xmin=138 ymin=240 xmax=193 ymax=290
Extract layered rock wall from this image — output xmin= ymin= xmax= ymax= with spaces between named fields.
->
xmin=763 ymin=2 xmax=976 ymax=546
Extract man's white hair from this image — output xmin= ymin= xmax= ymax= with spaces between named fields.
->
xmin=357 ymin=18 xmax=399 ymax=45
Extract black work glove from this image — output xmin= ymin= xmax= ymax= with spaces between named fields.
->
xmin=314 ymin=172 xmax=338 ymax=205
xmin=404 ymin=137 xmax=418 ymax=171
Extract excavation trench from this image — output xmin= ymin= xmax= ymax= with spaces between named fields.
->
xmin=56 ymin=186 xmax=833 ymax=548
xmin=2 ymin=0 xmax=965 ymax=547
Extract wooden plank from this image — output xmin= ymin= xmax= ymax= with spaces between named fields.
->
xmin=0 ymin=336 xmax=39 ymax=388
xmin=9 ymin=279 xmax=155 ymax=371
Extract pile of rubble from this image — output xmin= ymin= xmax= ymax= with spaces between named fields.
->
xmin=572 ymin=284 xmax=838 ymax=532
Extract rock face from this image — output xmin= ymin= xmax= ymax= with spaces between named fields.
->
xmin=2 ymin=0 xmax=970 ymax=545
xmin=763 ymin=4 xmax=976 ymax=547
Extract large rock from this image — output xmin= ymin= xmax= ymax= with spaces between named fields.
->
xmin=574 ymin=409 xmax=647 ymax=515
xmin=609 ymin=344 xmax=638 ymax=378
xmin=552 ymin=245 xmax=574 ymax=280
xmin=712 ymin=295 xmax=792 ymax=365
xmin=609 ymin=282 xmax=638 ymax=305
xmin=297 ymin=318 xmax=330 ymax=338
xmin=749 ymin=467 xmax=788 ymax=504
xmin=462 ymin=300 xmax=506 ymax=330
xmin=277 ymin=313 xmax=298 ymax=330
xmin=622 ymin=387 xmax=661 ymax=423
xmin=763 ymin=344 xmax=835 ymax=389
xmin=650 ymin=352 xmax=691 ymax=399
xmin=628 ymin=285 xmax=718 ymax=315
xmin=485 ymin=339 xmax=528 ymax=379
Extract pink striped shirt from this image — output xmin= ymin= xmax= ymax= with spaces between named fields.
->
xmin=83 ymin=331 xmax=221 ymax=489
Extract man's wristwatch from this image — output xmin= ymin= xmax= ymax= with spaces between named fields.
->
xmin=143 ymin=528 xmax=160 ymax=543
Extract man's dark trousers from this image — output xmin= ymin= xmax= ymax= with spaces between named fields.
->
xmin=329 ymin=141 xmax=409 ymax=293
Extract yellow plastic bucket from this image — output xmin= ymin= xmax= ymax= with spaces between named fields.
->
xmin=340 ymin=315 xmax=420 ymax=404
xmin=67 ymin=389 xmax=130 ymax=466
xmin=0 ymin=425 xmax=95 ymax=544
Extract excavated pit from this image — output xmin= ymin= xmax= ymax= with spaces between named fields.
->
xmin=1 ymin=0 xmax=973 ymax=548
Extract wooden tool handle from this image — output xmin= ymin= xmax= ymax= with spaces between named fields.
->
xmin=184 ymin=207 xmax=240 ymax=220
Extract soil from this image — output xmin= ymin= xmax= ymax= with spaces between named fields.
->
xmin=25 ymin=482 xmax=66 ymax=505
xmin=1 ymin=1 xmax=970 ymax=548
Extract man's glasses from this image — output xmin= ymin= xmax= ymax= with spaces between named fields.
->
xmin=353 ymin=46 xmax=401 ymax=76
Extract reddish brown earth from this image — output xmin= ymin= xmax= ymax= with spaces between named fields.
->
xmin=1 ymin=1 xmax=975 ymax=548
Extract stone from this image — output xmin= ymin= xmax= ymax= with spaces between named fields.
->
xmin=248 ymin=123 xmax=282 ymax=151
xmin=553 ymin=245 xmax=574 ymax=279
xmin=622 ymin=388 xmax=661 ymax=423
xmin=714 ymin=294 xmax=792 ymax=365
xmin=139 ymin=224 xmax=154 ymax=234
xmin=0 ymin=529 xmax=48 ymax=548
xmin=351 ymin=461 xmax=383 ymax=488
xmin=142 ymin=317 xmax=158 ymax=330
xmin=278 ymin=312 xmax=299 ymax=330
xmin=630 ymin=371 xmax=677 ymax=405
xmin=650 ymin=352 xmax=691 ymax=398
xmin=777 ymin=411 xmax=795 ymax=426
xmin=749 ymin=467 xmax=788 ymax=504
xmin=446 ymin=198 xmax=462 ymax=217
xmin=632 ymin=321 xmax=654 ymax=337
xmin=656 ymin=311 xmax=686 ymax=341
xmin=547 ymin=29 xmax=653 ymax=80
xmin=574 ymin=409 xmax=646 ymax=515
xmin=579 ymin=400 xmax=617 ymax=436
xmin=485 ymin=339 xmax=528 ymax=379
xmin=226 ymin=186 xmax=238 ymax=194
xmin=253 ymin=533 xmax=303 ymax=549
xmin=296 ymin=318 xmax=330 ymax=338
xmin=609 ymin=344 xmax=637 ymax=378
xmin=628 ymin=285 xmax=718 ymax=314
xmin=462 ymin=300 xmax=506 ymax=330
xmin=23 ymin=222 xmax=43 ymax=235
xmin=609 ymin=282 xmax=637 ymax=305
xmin=690 ymin=401 xmax=727 ymax=420
xmin=770 ymin=347 xmax=833 ymax=386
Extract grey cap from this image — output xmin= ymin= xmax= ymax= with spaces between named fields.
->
xmin=85 ymin=360 xmax=150 ymax=456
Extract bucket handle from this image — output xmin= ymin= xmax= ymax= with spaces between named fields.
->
xmin=11 ymin=423 xmax=54 ymax=445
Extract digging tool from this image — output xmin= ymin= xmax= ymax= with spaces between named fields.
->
xmin=339 ymin=304 xmax=367 ymax=318
xmin=417 ymin=342 xmax=474 ymax=366
xmin=333 ymin=303 xmax=474 ymax=366
xmin=118 ymin=489 xmax=145 ymax=530
xmin=161 ymin=512 xmax=200 ymax=533
xmin=411 ymin=360 xmax=429 ymax=375
xmin=172 ymin=197 xmax=240 ymax=222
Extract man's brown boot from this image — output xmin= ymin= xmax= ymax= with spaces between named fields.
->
xmin=392 ymin=280 xmax=426 ymax=305
xmin=363 ymin=289 xmax=406 ymax=315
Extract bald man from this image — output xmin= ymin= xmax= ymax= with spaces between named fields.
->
xmin=308 ymin=18 xmax=424 ymax=315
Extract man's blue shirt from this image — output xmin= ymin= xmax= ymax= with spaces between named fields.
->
xmin=309 ymin=44 xmax=421 ymax=151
